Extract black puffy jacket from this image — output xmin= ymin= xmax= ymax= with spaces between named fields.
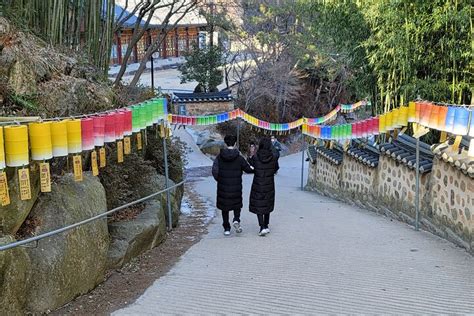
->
xmin=212 ymin=148 xmax=253 ymax=211
xmin=248 ymin=148 xmax=279 ymax=215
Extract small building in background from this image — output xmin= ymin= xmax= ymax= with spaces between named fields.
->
xmin=172 ymin=91 xmax=234 ymax=116
xmin=111 ymin=0 xmax=208 ymax=65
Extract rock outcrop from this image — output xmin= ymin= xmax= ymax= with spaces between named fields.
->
xmin=24 ymin=174 xmax=109 ymax=313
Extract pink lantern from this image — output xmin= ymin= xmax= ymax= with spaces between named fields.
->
xmin=105 ymin=112 xmax=117 ymax=143
xmin=81 ymin=118 xmax=94 ymax=150
xmin=93 ymin=116 xmax=105 ymax=147
xmin=122 ymin=109 xmax=132 ymax=136
xmin=115 ymin=111 xmax=125 ymax=140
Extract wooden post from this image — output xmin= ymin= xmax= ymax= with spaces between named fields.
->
xmin=185 ymin=27 xmax=190 ymax=52
xmin=162 ymin=30 xmax=167 ymax=59
xmin=175 ymin=28 xmax=179 ymax=57
xmin=116 ymin=31 xmax=122 ymax=65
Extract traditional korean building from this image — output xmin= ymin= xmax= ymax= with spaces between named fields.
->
xmin=111 ymin=0 xmax=208 ymax=65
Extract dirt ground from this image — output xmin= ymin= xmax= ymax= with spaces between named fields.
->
xmin=52 ymin=167 xmax=214 ymax=315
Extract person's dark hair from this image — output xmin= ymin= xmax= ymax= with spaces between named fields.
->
xmin=258 ymin=137 xmax=272 ymax=151
xmin=224 ymin=135 xmax=237 ymax=147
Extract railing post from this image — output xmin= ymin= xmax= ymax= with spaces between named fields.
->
xmin=163 ymin=135 xmax=173 ymax=231
xmin=415 ymin=137 xmax=420 ymax=231
xmin=301 ymin=133 xmax=305 ymax=191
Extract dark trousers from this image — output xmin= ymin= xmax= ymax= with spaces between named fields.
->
xmin=222 ymin=209 xmax=241 ymax=230
xmin=257 ymin=214 xmax=270 ymax=229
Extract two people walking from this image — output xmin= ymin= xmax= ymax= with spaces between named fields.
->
xmin=212 ymin=135 xmax=279 ymax=236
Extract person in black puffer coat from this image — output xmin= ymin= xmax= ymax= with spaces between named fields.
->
xmin=248 ymin=137 xmax=279 ymax=236
xmin=212 ymin=135 xmax=254 ymax=235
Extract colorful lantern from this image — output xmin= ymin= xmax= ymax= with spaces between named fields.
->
xmin=419 ymin=102 xmax=432 ymax=127
xmin=445 ymin=106 xmax=456 ymax=133
xmin=123 ymin=109 xmax=133 ymax=136
xmin=0 ymin=127 xmax=5 ymax=169
xmin=131 ymin=106 xmax=140 ymax=133
xmin=93 ymin=116 xmax=105 ymax=147
xmin=452 ymin=107 xmax=469 ymax=135
xmin=4 ymin=125 xmax=29 ymax=167
xmin=66 ymin=119 xmax=82 ymax=154
xmin=81 ymin=118 xmax=94 ymax=151
xmin=398 ymin=106 xmax=408 ymax=127
xmin=105 ymin=113 xmax=116 ymax=143
xmin=379 ymin=114 xmax=386 ymax=133
xmin=437 ymin=106 xmax=448 ymax=131
xmin=51 ymin=120 xmax=68 ymax=157
xmin=385 ymin=111 xmax=393 ymax=131
xmin=29 ymin=122 xmax=53 ymax=160
xmin=391 ymin=108 xmax=400 ymax=128
xmin=115 ymin=111 xmax=125 ymax=140
xmin=408 ymin=101 xmax=416 ymax=122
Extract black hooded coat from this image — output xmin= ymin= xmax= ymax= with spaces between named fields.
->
xmin=212 ymin=148 xmax=253 ymax=211
xmin=248 ymin=139 xmax=279 ymax=215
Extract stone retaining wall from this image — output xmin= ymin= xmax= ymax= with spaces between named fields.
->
xmin=306 ymin=153 xmax=474 ymax=254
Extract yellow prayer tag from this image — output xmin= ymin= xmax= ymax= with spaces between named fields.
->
xmin=137 ymin=133 xmax=143 ymax=150
xmin=91 ymin=150 xmax=99 ymax=176
xmin=117 ymin=141 xmax=124 ymax=163
xmin=73 ymin=155 xmax=83 ymax=182
xmin=124 ymin=137 xmax=131 ymax=155
xmin=452 ymin=135 xmax=462 ymax=153
xmin=18 ymin=168 xmax=31 ymax=200
xmin=99 ymin=147 xmax=106 ymax=168
xmin=39 ymin=162 xmax=51 ymax=193
xmin=0 ymin=171 xmax=10 ymax=206
xmin=440 ymin=131 xmax=447 ymax=143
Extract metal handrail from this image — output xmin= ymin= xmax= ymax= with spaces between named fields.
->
xmin=0 ymin=180 xmax=185 ymax=252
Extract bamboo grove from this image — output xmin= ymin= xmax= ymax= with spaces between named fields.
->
xmin=2 ymin=0 xmax=115 ymax=74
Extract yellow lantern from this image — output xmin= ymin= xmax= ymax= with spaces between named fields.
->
xmin=408 ymin=101 xmax=416 ymax=122
xmin=379 ymin=114 xmax=387 ymax=133
xmin=0 ymin=127 xmax=5 ymax=169
xmin=51 ymin=120 xmax=69 ymax=157
xmin=29 ymin=122 xmax=53 ymax=160
xmin=398 ymin=106 xmax=409 ymax=127
xmin=66 ymin=119 xmax=82 ymax=154
xmin=4 ymin=125 xmax=29 ymax=167
xmin=385 ymin=111 xmax=393 ymax=131
xmin=392 ymin=108 xmax=401 ymax=128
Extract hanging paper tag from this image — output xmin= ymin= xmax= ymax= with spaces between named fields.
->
xmin=0 ymin=171 xmax=10 ymax=206
xmin=91 ymin=150 xmax=99 ymax=176
xmin=160 ymin=123 xmax=166 ymax=138
xmin=99 ymin=147 xmax=106 ymax=168
xmin=117 ymin=141 xmax=124 ymax=163
xmin=439 ymin=131 xmax=447 ymax=143
xmin=452 ymin=135 xmax=462 ymax=153
xmin=39 ymin=162 xmax=51 ymax=193
xmin=18 ymin=168 xmax=31 ymax=200
xmin=124 ymin=137 xmax=131 ymax=155
xmin=137 ymin=133 xmax=143 ymax=150
xmin=73 ymin=155 xmax=83 ymax=182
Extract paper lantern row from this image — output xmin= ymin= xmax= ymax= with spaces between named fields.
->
xmin=0 ymin=98 xmax=168 ymax=168
xmin=303 ymin=103 xmax=473 ymax=140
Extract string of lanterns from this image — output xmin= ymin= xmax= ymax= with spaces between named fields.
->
xmin=0 ymin=98 xmax=169 ymax=206
xmin=168 ymin=100 xmax=370 ymax=131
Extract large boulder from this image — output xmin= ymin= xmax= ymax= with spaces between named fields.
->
xmin=0 ymin=235 xmax=31 ymax=315
xmin=24 ymin=173 xmax=109 ymax=313
xmin=107 ymin=199 xmax=166 ymax=269
xmin=200 ymin=139 xmax=225 ymax=156
xmin=0 ymin=165 xmax=41 ymax=235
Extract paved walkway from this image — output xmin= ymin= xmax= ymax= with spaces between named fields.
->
xmin=116 ymin=153 xmax=474 ymax=315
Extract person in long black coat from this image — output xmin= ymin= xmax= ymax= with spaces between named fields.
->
xmin=248 ymin=137 xmax=279 ymax=236
xmin=212 ymin=135 xmax=254 ymax=236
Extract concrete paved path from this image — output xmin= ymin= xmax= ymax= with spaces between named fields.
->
xmin=116 ymin=153 xmax=474 ymax=315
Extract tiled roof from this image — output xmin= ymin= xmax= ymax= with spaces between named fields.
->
xmin=346 ymin=140 xmax=379 ymax=168
xmin=377 ymin=134 xmax=434 ymax=174
xmin=306 ymin=145 xmax=318 ymax=163
xmin=173 ymin=91 xmax=233 ymax=103
xmin=315 ymin=145 xmax=344 ymax=165
xmin=432 ymin=136 xmax=473 ymax=178
xmin=114 ymin=0 xmax=207 ymax=28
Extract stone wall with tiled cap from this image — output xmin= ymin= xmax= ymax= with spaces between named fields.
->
xmin=306 ymin=146 xmax=474 ymax=254
xmin=430 ymin=157 xmax=474 ymax=247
